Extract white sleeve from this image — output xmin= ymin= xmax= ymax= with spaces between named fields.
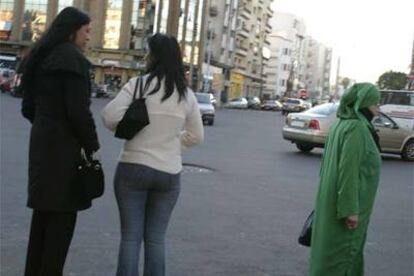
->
xmin=181 ymin=91 xmax=204 ymax=148
xmin=101 ymin=78 xmax=137 ymax=132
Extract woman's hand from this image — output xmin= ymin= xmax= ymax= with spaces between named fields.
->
xmin=346 ymin=215 xmax=358 ymax=230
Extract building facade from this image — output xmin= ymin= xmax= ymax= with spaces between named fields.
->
xmin=408 ymin=38 xmax=414 ymax=90
xmin=231 ymin=0 xmax=273 ymax=100
xmin=303 ymin=37 xmax=332 ymax=98
xmin=200 ymin=0 xmax=238 ymax=102
xmin=263 ymin=12 xmax=306 ymax=99
xmin=0 ymin=0 xmax=207 ymax=92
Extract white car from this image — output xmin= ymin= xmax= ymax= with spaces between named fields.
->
xmin=195 ymin=92 xmax=215 ymax=125
xmin=227 ymin=97 xmax=248 ymax=109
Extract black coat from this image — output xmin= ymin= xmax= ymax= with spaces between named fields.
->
xmin=22 ymin=43 xmax=100 ymax=211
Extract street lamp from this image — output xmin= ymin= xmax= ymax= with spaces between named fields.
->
xmin=203 ymin=20 xmax=212 ymax=94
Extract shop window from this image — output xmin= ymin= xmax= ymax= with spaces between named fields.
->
xmin=22 ymin=0 xmax=48 ymax=42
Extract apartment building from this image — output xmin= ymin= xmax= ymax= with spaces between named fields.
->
xmin=0 ymin=0 xmax=206 ymax=91
xmin=201 ymin=0 xmax=238 ymax=101
xmin=231 ymin=0 xmax=273 ymax=100
xmin=263 ymin=12 xmax=306 ymax=99
xmin=303 ymin=37 xmax=332 ymax=98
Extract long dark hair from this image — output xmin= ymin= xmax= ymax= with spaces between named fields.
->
xmin=20 ymin=7 xmax=90 ymax=90
xmin=144 ymin=33 xmax=187 ymax=102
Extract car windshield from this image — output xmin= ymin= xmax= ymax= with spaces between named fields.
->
xmin=286 ymin=99 xmax=300 ymax=104
xmin=196 ymin=93 xmax=211 ymax=104
xmin=306 ymin=103 xmax=339 ymax=115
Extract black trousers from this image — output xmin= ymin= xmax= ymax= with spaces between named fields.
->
xmin=24 ymin=210 xmax=77 ymax=276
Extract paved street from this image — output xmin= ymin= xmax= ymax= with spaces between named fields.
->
xmin=1 ymin=93 xmax=413 ymax=276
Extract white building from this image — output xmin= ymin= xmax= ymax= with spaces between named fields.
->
xmin=303 ymin=37 xmax=332 ymax=98
xmin=263 ymin=12 xmax=306 ymax=99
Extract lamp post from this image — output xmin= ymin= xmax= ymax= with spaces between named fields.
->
xmin=203 ymin=21 xmax=212 ymax=94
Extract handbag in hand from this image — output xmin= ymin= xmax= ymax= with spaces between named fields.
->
xmin=298 ymin=210 xmax=314 ymax=247
xmin=115 ymin=77 xmax=150 ymax=139
xmin=77 ymin=151 xmax=105 ymax=200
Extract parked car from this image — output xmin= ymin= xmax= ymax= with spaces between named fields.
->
xmin=91 ymin=82 xmax=109 ymax=98
xmin=281 ymin=98 xmax=308 ymax=114
xmin=261 ymin=100 xmax=282 ymax=111
xmin=246 ymin=96 xmax=261 ymax=109
xmin=226 ymin=97 xmax=248 ymax=109
xmin=282 ymin=103 xmax=414 ymax=161
xmin=195 ymin=92 xmax=215 ymax=125
xmin=209 ymin=93 xmax=217 ymax=107
xmin=0 ymin=69 xmax=14 ymax=93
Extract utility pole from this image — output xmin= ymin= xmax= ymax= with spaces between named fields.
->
xmin=166 ymin=0 xmax=181 ymax=37
xmin=335 ymin=57 xmax=341 ymax=98
xmin=189 ymin=0 xmax=201 ymax=89
xmin=203 ymin=21 xmax=212 ymax=93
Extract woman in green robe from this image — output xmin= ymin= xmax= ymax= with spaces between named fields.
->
xmin=309 ymin=83 xmax=382 ymax=276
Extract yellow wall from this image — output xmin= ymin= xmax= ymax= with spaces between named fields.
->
xmin=229 ymin=72 xmax=244 ymax=99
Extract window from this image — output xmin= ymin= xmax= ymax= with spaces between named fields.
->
xmin=58 ymin=0 xmax=73 ymax=13
xmin=103 ymin=0 xmax=123 ymax=49
xmin=22 ymin=0 xmax=48 ymax=42
xmin=0 ymin=0 xmax=14 ymax=41
xmin=130 ymin=0 xmax=153 ymax=49
xmin=306 ymin=103 xmax=339 ymax=115
xmin=373 ymin=114 xmax=395 ymax=128
xmin=380 ymin=91 xmax=414 ymax=106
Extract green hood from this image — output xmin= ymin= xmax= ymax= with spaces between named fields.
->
xmin=337 ymin=83 xmax=380 ymax=123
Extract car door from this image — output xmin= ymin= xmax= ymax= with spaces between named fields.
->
xmin=373 ymin=114 xmax=406 ymax=152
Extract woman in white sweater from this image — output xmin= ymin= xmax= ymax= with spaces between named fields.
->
xmin=102 ymin=33 xmax=204 ymax=276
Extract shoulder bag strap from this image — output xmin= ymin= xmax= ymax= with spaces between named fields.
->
xmin=132 ymin=77 xmax=139 ymax=100
xmin=138 ymin=76 xmax=144 ymax=99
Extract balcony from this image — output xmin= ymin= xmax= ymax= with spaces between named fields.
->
xmin=240 ymin=10 xmax=251 ymax=20
xmin=267 ymin=7 xmax=273 ymax=16
xmin=209 ymin=6 xmax=219 ymax=17
xmin=243 ymin=6 xmax=252 ymax=14
xmin=237 ymin=27 xmax=249 ymax=38
xmin=236 ymin=47 xmax=248 ymax=57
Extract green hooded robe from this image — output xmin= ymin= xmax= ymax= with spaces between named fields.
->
xmin=309 ymin=83 xmax=382 ymax=276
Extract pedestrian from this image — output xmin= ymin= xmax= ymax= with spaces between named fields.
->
xmin=309 ymin=83 xmax=382 ymax=276
xmin=101 ymin=33 xmax=204 ymax=276
xmin=20 ymin=7 xmax=100 ymax=276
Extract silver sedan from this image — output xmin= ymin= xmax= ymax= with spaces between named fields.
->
xmin=282 ymin=103 xmax=414 ymax=161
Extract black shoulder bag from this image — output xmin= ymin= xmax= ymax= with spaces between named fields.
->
xmin=115 ymin=77 xmax=150 ymax=140
xmin=298 ymin=210 xmax=314 ymax=247
xmin=77 ymin=151 xmax=104 ymax=201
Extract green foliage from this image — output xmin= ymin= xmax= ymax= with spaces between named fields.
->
xmin=377 ymin=71 xmax=407 ymax=90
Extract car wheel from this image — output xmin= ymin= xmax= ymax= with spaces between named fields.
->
xmin=296 ymin=143 xmax=314 ymax=153
xmin=401 ymin=139 xmax=414 ymax=161
xmin=208 ymin=119 xmax=214 ymax=126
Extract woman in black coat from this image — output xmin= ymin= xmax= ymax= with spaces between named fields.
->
xmin=20 ymin=7 xmax=99 ymax=276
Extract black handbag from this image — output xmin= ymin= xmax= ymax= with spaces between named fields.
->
xmin=77 ymin=153 xmax=105 ymax=200
xmin=298 ymin=210 xmax=314 ymax=247
xmin=115 ymin=77 xmax=150 ymax=139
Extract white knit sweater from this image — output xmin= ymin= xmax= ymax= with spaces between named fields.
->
xmin=101 ymin=75 xmax=204 ymax=174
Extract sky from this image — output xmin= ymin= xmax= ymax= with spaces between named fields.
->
xmin=271 ymin=0 xmax=414 ymax=84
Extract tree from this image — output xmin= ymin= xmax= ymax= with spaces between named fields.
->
xmin=341 ymin=77 xmax=351 ymax=89
xmin=377 ymin=71 xmax=407 ymax=90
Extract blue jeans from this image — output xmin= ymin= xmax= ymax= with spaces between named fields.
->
xmin=114 ymin=163 xmax=180 ymax=276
